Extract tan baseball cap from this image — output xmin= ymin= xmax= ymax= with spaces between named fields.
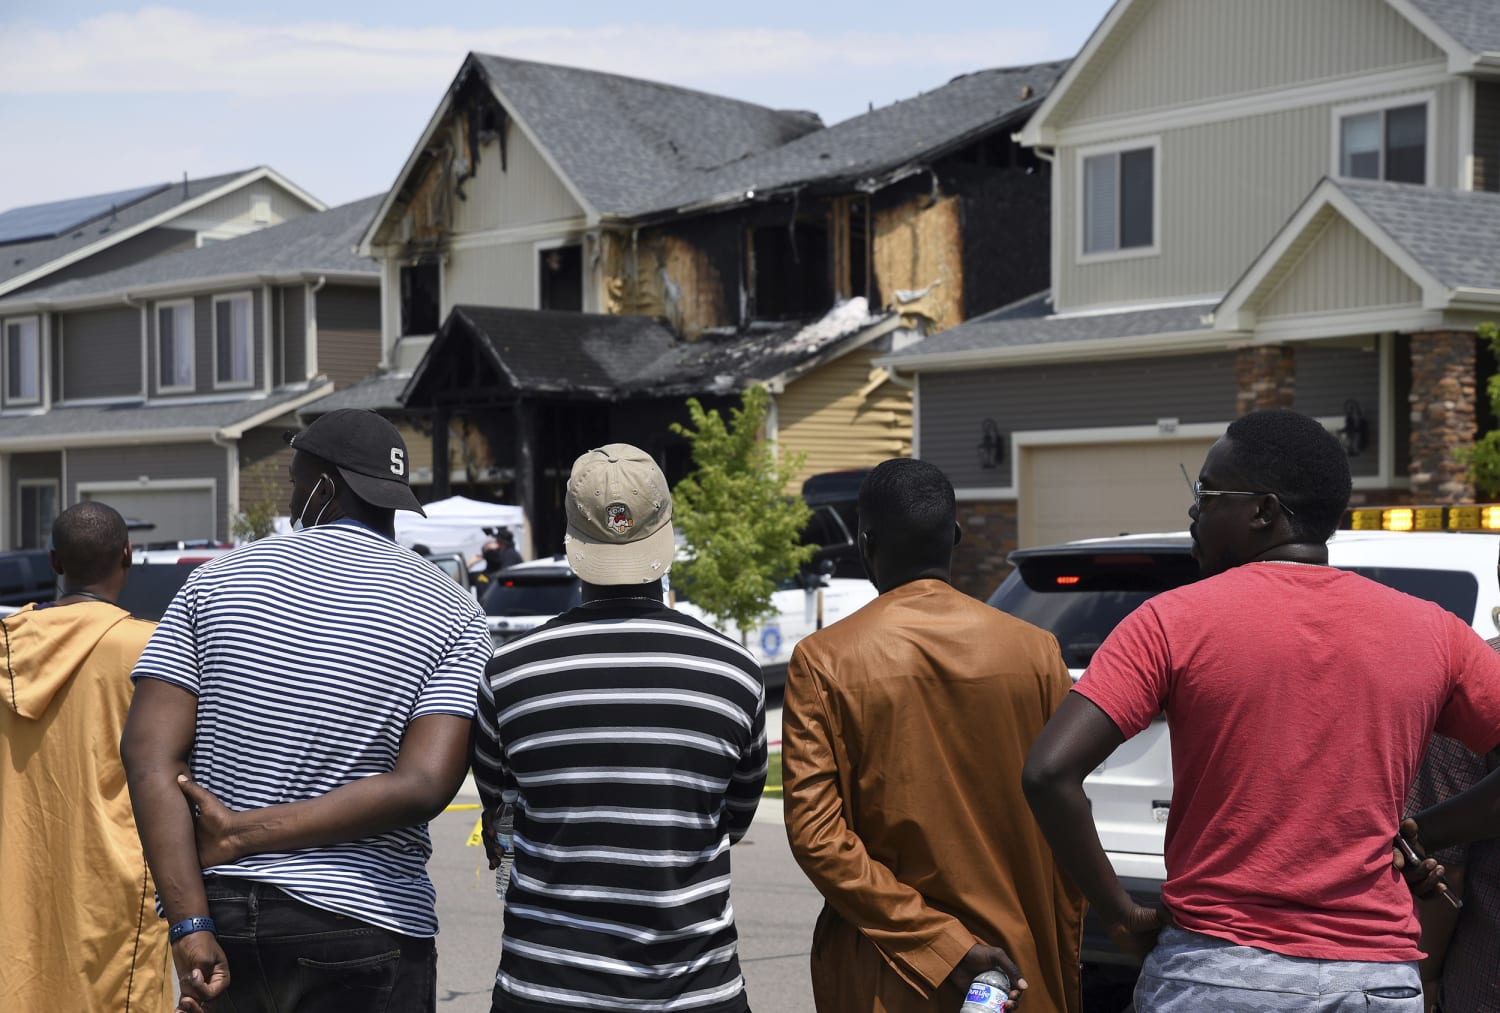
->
xmin=564 ymin=444 xmax=675 ymax=585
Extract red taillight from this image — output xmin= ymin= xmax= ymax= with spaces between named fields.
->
xmin=1055 ymin=575 xmax=1082 ymax=586
xmin=176 ymin=557 xmax=213 ymax=565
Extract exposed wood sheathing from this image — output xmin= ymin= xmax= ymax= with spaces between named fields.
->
xmin=777 ymin=345 xmax=912 ymax=489
xmin=405 ymin=415 xmax=494 ymax=480
xmin=600 ymin=230 xmax=728 ymax=337
xmin=873 ymin=194 xmax=965 ymax=333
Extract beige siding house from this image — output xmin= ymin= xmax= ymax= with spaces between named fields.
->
xmin=885 ymin=0 xmax=1500 ymax=597
xmin=322 ymin=51 xmax=1064 ymax=555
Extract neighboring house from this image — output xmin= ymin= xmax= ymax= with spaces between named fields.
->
xmin=321 ymin=51 xmax=1064 ymax=554
xmin=0 ymin=195 xmax=383 ymax=549
xmin=0 ymin=168 xmax=324 ymax=300
xmin=883 ymin=0 xmax=1500 ymax=597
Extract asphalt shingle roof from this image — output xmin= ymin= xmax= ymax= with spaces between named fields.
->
xmin=1407 ymin=0 xmax=1500 ymax=56
xmin=403 ymin=301 xmax=890 ymax=402
xmin=0 ymin=387 xmax=319 ymax=442
xmin=647 ymin=61 xmax=1069 ymax=214
xmin=0 ymin=170 xmax=254 ymax=289
xmin=886 ymin=291 xmax=1216 ymax=358
xmin=1335 ymin=179 xmax=1500 ymax=291
xmin=474 ymin=54 xmax=822 ymax=218
xmin=0 ymin=196 xmax=382 ymax=309
xmin=300 ymin=373 xmax=408 ymax=415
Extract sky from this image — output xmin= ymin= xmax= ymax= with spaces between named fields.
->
xmin=0 ymin=0 xmax=1116 ymax=212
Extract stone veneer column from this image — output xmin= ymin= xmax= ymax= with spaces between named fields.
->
xmin=950 ymin=499 xmax=1018 ymax=600
xmin=1408 ymin=330 xmax=1476 ymax=503
xmin=1234 ymin=345 xmax=1296 ymax=415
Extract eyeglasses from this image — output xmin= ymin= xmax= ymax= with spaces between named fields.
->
xmin=1190 ymin=479 xmax=1296 ymax=517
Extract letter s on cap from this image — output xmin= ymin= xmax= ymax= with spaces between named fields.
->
xmin=390 ymin=447 xmax=405 ymax=476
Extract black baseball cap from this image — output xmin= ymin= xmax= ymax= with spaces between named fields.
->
xmin=284 ymin=408 xmax=426 ymax=516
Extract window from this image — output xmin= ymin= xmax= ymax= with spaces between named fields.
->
xmin=213 ymin=294 xmax=253 ymax=388
xmin=1338 ymin=102 xmax=1427 ymax=184
xmin=400 ymin=262 xmax=441 ymax=336
xmin=1081 ymin=143 xmax=1156 ymax=257
xmin=17 ymin=480 xmax=57 ymax=550
xmin=749 ymin=216 xmax=830 ymax=320
xmin=157 ymin=301 xmax=195 ymax=392
xmin=4 ymin=316 xmax=40 ymax=404
xmin=538 ymin=244 xmax=583 ymax=311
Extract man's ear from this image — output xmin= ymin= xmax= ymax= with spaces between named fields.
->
xmin=952 ymin=522 xmax=963 ymax=546
xmin=121 ymin=543 xmax=133 ymax=571
xmin=48 ymin=548 xmax=64 ymax=578
xmin=1249 ymin=495 xmax=1280 ymax=529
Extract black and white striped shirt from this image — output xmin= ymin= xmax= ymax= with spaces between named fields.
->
xmin=133 ymin=520 xmax=493 ymax=937
xmin=473 ymin=599 xmax=767 ymax=1013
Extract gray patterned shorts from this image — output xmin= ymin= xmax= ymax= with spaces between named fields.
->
xmin=1135 ymin=926 xmax=1422 ymax=1012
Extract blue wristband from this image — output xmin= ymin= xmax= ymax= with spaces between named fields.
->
xmin=168 ymin=916 xmax=216 ymax=943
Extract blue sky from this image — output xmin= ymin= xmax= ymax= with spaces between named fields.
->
xmin=0 ymin=0 xmax=1115 ymax=210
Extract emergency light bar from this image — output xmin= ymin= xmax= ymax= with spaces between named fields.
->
xmin=1346 ymin=505 xmax=1500 ymax=532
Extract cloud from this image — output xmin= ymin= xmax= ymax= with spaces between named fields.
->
xmin=0 ymin=7 xmax=1055 ymax=101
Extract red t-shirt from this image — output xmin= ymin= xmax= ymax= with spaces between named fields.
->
xmin=1074 ymin=561 xmax=1500 ymax=962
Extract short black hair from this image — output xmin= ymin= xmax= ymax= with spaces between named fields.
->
xmin=858 ymin=458 xmax=956 ymax=543
xmin=1223 ymin=409 xmax=1351 ymax=541
xmin=51 ymin=501 xmax=128 ymax=584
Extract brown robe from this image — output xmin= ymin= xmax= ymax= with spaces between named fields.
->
xmin=783 ymin=579 xmax=1085 ymax=1013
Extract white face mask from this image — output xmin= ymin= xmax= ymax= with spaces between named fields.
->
xmin=292 ymin=475 xmax=332 ymax=532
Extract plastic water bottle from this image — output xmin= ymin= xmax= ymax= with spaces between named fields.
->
xmin=961 ymin=969 xmax=1012 ymax=1011
xmin=493 ymin=792 xmax=517 ymax=900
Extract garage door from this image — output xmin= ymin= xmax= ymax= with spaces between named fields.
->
xmin=82 ymin=487 xmax=216 ymax=544
xmin=1018 ymin=436 xmax=1219 ymax=548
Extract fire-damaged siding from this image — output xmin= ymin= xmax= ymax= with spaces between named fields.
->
xmin=777 ymin=344 xmax=912 ymax=489
xmin=448 ymin=126 xmax=586 ymax=234
xmin=600 ymin=218 xmax=738 ymax=337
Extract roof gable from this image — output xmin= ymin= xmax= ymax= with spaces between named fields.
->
xmin=1020 ymin=0 xmax=1477 ymax=147
xmin=0 ymin=168 xmax=324 ymax=298
xmin=0 ymin=195 xmax=381 ymax=310
xmin=1216 ymin=178 xmax=1500 ymax=328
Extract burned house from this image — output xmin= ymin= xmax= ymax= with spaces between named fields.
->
xmin=321 ymin=52 xmax=1064 ymax=555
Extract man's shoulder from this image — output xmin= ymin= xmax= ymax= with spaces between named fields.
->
xmin=489 ymin=605 xmax=757 ymax=673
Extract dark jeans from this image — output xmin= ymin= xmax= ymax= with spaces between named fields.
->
xmin=205 ymin=876 xmax=436 ymax=1013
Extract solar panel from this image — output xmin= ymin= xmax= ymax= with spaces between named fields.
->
xmin=0 ymin=182 xmax=172 ymax=245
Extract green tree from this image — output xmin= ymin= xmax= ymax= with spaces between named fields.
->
xmin=1460 ymin=321 xmax=1500 ymax=496
xmin=669 ymin=385 xmax=815 ymax=638
xmin=231 ymin=499 xmax=279 ymax=542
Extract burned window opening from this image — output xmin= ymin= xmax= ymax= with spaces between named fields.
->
xmin=401 ymin=261 xmax=441 ymax=336
xmin=539 ymin=245 xmax=583 ymax=312
xmin=749 ymin=215 xmax=829 ymax=321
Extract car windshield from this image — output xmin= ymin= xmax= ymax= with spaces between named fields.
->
xmin=482 ymin=575 xmax=581 ymax=617
xmin=988 ymin=551 xmax=1202 ymax=669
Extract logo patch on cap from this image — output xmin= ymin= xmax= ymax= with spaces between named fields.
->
xmin=605 ymin=503 xmax=633 ymax=536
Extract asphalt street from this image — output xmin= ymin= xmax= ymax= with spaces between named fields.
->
xmin=432 ymin=701 xmax=821 ymax=1012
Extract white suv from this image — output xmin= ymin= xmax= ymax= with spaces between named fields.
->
xmin=480 ymin=556 xmax=877 ymax=688
xmin=988 ymin=528 xmax=1500 ymax=982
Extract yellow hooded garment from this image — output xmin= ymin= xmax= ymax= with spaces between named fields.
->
xmin=0 ymin=600 xmax=173 ymax=1011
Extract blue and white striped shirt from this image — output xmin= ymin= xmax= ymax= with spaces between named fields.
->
xmin=473 ymin=600 xmax=767 ymax=1013
xmin=133 ymin=520 xmax=492 ymax=937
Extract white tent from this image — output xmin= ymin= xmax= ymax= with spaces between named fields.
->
xmin=394 ymin=496 xmax=526 ymax=562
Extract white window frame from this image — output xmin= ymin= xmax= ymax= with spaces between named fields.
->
xmin=155 ymin=299 xmax=196 ymax=394
xmin=211 ymin=292 xmax=254 ymax=390
xmin=1330 ymin=93 xmax=1437 ymax=186
xmin=2 ymin=315 xmax=42 ymax=406
xmin=1075 ymin=136 xmax=1162 ymax=265
xmin=16 ymin=478 xmax=59 ymax=550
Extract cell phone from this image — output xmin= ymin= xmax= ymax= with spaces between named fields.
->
xmin=1394 ymin=833 xmax=1463 ymax=910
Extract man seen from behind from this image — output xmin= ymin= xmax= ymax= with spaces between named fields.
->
xmin=783 ymin=458 xmax=1085 ymax=1012
xmin=122 ymin=408 xmax=493 ymax=1012
xmin=0 ymin=501 xmax=173 ymax=1011
xmin=472 ymin=443 xmax=767 ymax=1013
xmin=1024 ymin=409 xmax=1500 ymax=1011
